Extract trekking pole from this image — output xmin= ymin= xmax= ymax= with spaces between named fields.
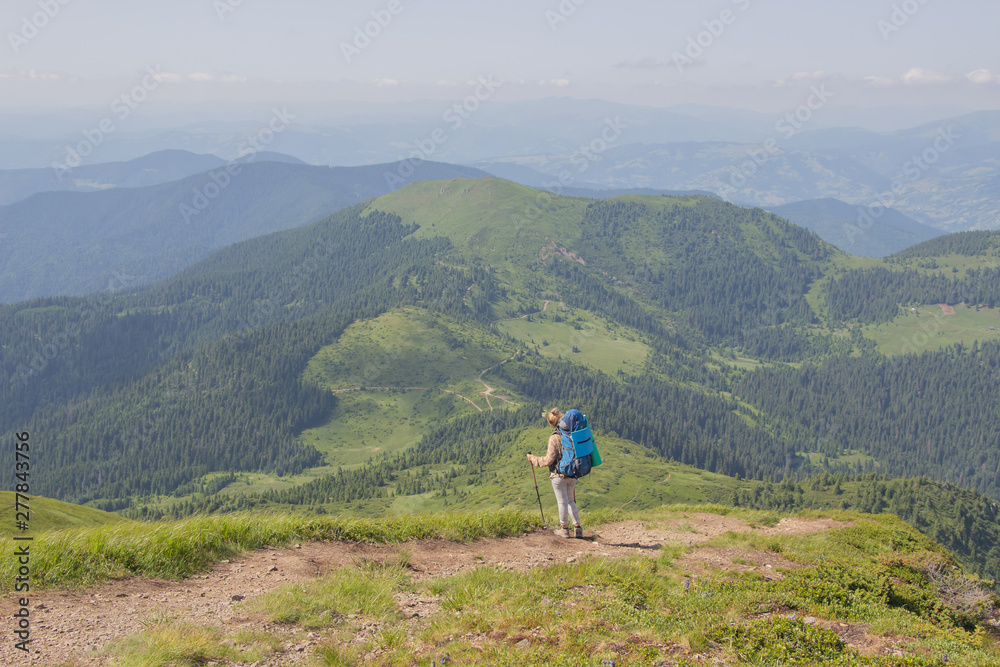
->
xmin=528 ymin=453 xmax=545 ymax=528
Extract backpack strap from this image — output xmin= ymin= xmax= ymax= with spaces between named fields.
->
xmin=548 ymin=428 xmax=561 ymax=474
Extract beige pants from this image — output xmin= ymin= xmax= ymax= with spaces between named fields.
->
xmin=551 ymin=476 xmax=580 ymax=527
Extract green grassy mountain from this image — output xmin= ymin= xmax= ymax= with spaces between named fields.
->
xmin=0 ymin=490 xmax=125 ymax=535
xmin=4 ymin=176 xmax=1000 ymax=582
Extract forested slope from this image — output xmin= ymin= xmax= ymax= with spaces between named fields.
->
xmin=0 ymin=160 xmax=487 ymax=302
xmin=3 ymin=177 xmax=1000 ymax=556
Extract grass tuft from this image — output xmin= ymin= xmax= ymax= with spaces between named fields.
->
xmin=0 ymin=509 xmax=536 ymax=591
xmin=101 ymin=619 xmax=271 ymax=666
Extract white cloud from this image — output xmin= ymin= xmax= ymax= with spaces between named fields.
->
xmin=188 ymin=72 xmax=215 ymax=82
xmin=791 ymin=70 xmax=827 ymax=80
xmin=153 ymin=72 xmax=183 ymax=84
xmin=217 ymin=74 xmax=247 ymax=83
xmin=966 ymin=69 xmax=999 ymax=85
xmin=863 ymin=75 xmax=896 ymax=87
xmin=372 ymin=78 xmax=398 ymax=87
xmin=551 ymin=78 xmax=570 ymax=87
xmin=901 ymin=68 xmax=952 ymax=85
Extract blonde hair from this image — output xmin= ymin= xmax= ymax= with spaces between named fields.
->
xmin=546 ymin=408 xmax=563 ymax=428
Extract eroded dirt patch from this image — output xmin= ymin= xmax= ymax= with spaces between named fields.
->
xmin=0 ymin=514 xmax=853 ymax=666
xmin=760 ymin=516 xmax=851 ymax=537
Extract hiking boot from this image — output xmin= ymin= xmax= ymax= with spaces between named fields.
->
xmin=553 ymin=527 xmax=571 ymax=538
xmin=574 ymin=526 xmax=583 ymax=539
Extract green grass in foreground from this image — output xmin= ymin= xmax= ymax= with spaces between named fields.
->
xmin=99 ymin=621 xmax=278 ymax=667
xmin=85 ymin=509 xmax=1000 ymax=667
xmin=0 ymin=509 xmax=534 ymax=591
xmin=0 ymin=491 xmax=125 ymax=535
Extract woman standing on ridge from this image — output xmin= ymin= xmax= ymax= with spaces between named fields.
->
xmin=527 ymin=408 xmax=583 ymax=538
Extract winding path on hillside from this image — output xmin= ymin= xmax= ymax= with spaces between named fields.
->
xmin=0 ymin=515 xmax=849 ymax=666
xmin=330 ymin=386 xmax=485 ymax=412
xmin=329 ymin=353 xmax=522 ymax=414
xmin=476 ymin=357 xmax=520 ymax=411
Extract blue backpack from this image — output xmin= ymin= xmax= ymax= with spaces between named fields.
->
xmin=556 ymin=409 xmax=596 ymax=478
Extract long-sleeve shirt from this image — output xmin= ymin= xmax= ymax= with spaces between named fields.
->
xmin=530 ymin=431 xmax=563 ymax=479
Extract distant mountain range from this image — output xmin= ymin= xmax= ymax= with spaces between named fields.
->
xmin=0 ymin=149 xmax=305 ymax=206
xmin=488 ymin=111 xmax=1000 ymax=232
xmin=0 ymin=158 xmax=487 ymax=303
xmin=0 ymin=145 xmax=968 ymax=304
xmin=766 ymin=198 xmax=943 ymax=258
xmin=2 ymin=101 xmax=997 ymax=231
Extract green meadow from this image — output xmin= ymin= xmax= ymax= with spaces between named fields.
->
xmin=498 ymin=303 xmax=651 ymax=376
xmin=863 ymin=303 xmax=1000 ymax=355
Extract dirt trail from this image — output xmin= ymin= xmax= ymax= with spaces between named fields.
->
xmin=508 ymin=300 xmax=551 ymax=322
xmin=1 ymin=514 xmax=848 ymax=666
xmin=331 ymin=386 xmax=487 ymax=412
xmin=476 ymin=357 xmax=519 ymax=411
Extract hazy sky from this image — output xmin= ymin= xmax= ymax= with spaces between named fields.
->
xmin=2 ymin=0 xmax=998 ymax=112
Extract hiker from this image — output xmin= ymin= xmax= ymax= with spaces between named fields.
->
xmin=527 ymin=408 xmax=583 ymax=538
